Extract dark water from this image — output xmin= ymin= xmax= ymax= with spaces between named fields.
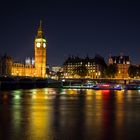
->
xmin=0 ymin=88 xmax=140 ymax=140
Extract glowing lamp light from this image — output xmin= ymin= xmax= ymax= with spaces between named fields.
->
xmin=102 ymin=84 xmax=110 ymax=87
xmin=62 ymin=79 xmax=65 ymax=82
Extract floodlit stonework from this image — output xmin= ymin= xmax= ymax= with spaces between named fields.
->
xmin=0 ymin=22 xmax=47 ymax=78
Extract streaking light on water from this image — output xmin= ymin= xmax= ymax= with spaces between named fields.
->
xmin=47 ymin=88 xmax=56 ymax=95
xmin=12 ymin=90 xmax=22 ymax=94
xmin=60 ymin=89 xmax=66 ymax=94
xmin=14 ymin=94 xmax=20 ymax=99
xmin=32 ymin=94 xmax=36 ymax=99
xmin=44 ymin=88 xmax=49 ymax=94
xmin=67 ymin=89 xmax=77 ymax=94
xmin=12 ymin=90 xmax=22 ymax=99
xmin=30 ymin=89 xmax=37 ymax=94
xmin=86 ymin=89 xmax=94 ymax=95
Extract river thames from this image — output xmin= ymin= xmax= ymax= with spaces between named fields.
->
xmin=0 ymin=88 xmax=140 ymax=140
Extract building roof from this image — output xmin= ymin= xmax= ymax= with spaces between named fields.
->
xmin=110 ymin=55 xmax=130 ymax=64
xmin=63 ymin=55 xmax=107 ymax=66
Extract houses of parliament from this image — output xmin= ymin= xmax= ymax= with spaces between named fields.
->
xmin=0 ymin=22 xmax=47 ymax=78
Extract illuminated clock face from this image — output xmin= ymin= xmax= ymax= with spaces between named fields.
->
xmin=36 ymin=42 xmax=41 ymax=48
xmin=43 ymin=43 xmax=46 ymax=48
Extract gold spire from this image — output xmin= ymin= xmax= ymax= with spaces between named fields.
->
xmin=39 ymin=20 xmax=42 ymax=31
xmin=37 ymin=20 xmax=43 ymax=38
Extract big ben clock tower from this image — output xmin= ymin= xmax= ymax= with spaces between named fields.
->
xmin=34 ymin=21 xmax=47 ymax=78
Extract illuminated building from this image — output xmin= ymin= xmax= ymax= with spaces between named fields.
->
xmin=34 ymin=21 xmax=47 ymax=78
xmin=108 ymin=54 xmax=130 ymax=79
xmin=52 ymin=66 xmax=62 ymax=73
xmin=25 ymin=57 xmax=35 ymax=65
xmin=0 ymin=22 xmax=47 ymax=78
xmin=63 ymin=55 xmax=106 ymax=78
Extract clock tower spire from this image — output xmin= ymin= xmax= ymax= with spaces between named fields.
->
xmin=34 ymin=21 xmax=47 ymax=78
xmin=37 ymin=20 xmax=44 ymax=38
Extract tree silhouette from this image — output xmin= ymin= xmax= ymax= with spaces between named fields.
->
xmin=128 ymin=65 xmax=139 ymax=78
xmin=105 ymin=64 xmax=118 ymax=78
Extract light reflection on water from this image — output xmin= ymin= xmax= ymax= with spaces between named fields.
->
xmin=0 ymin=88 xmax=140 ymax=139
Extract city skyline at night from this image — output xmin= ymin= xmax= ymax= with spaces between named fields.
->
xmin=0 ymin=0 xmax=140 ymax=66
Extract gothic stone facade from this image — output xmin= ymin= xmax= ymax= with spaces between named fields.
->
xmin=108 ymin=54 xmax=130 ymax=79
xmin=0 ymin=22 xmax=47 ymax=78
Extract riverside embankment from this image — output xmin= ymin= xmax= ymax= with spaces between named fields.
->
xmin=0 ymin=77 xmax=61 ymax=90
xmin=0 ymin=77 xmax=138 ymax=90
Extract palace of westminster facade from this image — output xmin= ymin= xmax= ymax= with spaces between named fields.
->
xmin=0 ymin=22 xmax=131 ymax=79
xmin=0 ymin=22 xmax=47 ymax=78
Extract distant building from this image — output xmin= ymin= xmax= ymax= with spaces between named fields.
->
xmin=52 ymin=66 xmax=62 ymax=73
xmin=108 ymin=54 xmax=131 ymax=78
xmin=63 ymin=54 xmax=106 ymax=78
xmin=0 ymin=22 xmax=47 ymax=78
xmin=0 ymin=54 xmax=13 ymax=76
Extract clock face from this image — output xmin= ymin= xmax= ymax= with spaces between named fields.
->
xmin=36 ymin=42 xmax=41 ymax=48
xmin=43 ymin=43 xmax=46 ymax=48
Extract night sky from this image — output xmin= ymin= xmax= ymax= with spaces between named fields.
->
xmin=0 ymin=0 xmax=140 ymax=66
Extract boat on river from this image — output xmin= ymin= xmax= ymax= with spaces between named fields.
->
xmin=96 ymin=83 xmax=123 ymax=90
xmin=63 ymin=81 xmax=123 ymax=90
